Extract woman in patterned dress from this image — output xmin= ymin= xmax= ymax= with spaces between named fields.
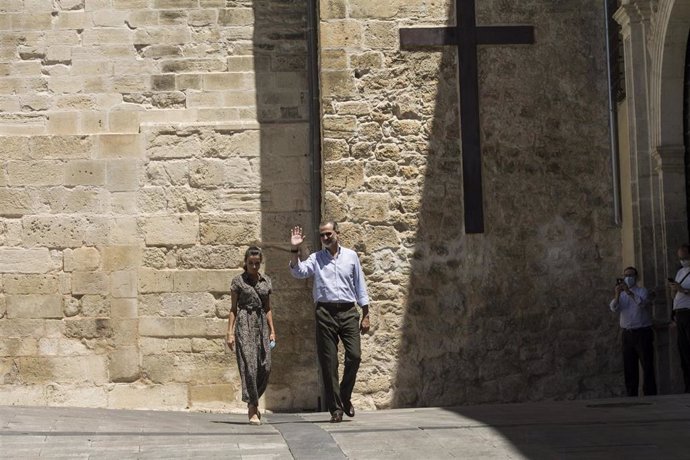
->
xmin=226 ymin=246 xmax=276 ymax=425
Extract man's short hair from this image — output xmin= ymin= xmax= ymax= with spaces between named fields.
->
xmin=319 ymin=220 xmax=339 ymax=233
xmin=624 ymin=266 xmax=638 ymax=276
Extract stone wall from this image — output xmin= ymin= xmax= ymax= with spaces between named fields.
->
xmin=0 ymin=0 xmax=316 ymax=411
xmin=319 ymin=0 xmax=624 ymax=409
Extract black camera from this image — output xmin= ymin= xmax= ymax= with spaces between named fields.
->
xmin=616 ymin=278 xmax=623 ymax=285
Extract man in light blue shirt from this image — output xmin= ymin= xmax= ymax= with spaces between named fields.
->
xmin=609 ymin=266 xmax=656 ymax=396
xmin=289 ymin=221 xmax=370 ymax=423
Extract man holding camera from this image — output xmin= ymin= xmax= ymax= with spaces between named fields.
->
xmin=610 ymin=266 xmax=657 ymax=396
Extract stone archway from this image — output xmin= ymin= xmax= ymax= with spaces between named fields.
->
xmin=652 ymin=0 xmax=690 ymax=148
xmin=650 ymin=0 xmax=690 ymax=394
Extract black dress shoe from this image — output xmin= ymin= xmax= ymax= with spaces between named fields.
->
xmin=343 ymin=401 xmax=355 ymax=418
xmin=330 ymin=410 xmax=343 ymax=423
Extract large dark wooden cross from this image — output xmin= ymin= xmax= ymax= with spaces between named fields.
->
xmin=400 ymin=1 xmax=534 ymax=233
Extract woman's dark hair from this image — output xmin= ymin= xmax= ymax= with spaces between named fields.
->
xmin=243 ymin=246 xmax=263 ymax=271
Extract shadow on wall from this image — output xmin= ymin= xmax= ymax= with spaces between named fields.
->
xmin=252 ymin=0 xmax=319 ymax=410
xmin=392 ymin=4 xmax=622 ymax=407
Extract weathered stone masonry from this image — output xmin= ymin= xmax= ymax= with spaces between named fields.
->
xmin=1 ymin=0 xmax=657 ymax=411
xmin=0 ymin=0 xmax=315 ymax=411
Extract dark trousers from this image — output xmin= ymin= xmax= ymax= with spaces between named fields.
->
xmin=675 ymin=309 xmax=690 ymax=393
xmin=315 ymin=303 xmax=361 ymax=415
xmin=622 ymin=326 xmax=657 ymax=396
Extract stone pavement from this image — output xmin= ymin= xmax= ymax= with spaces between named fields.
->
xmin=1 ymin=394 xmax=689 ymax=459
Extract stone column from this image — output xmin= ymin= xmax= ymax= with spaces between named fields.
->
xmin=652 ymin=144 xmax=687 ymax=392
xmin=615 ymin=0 xmax=656 ymax=282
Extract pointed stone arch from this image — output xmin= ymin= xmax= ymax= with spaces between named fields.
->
xmin=652 ymin=0 xmax=690 ymax=147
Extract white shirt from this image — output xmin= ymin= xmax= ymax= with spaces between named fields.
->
xmin=609 ymin=286 xmax=653 ymax=329
xmin=673 ymin=266 xmax=690 ymax=311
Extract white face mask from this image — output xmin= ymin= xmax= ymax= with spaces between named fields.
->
xmin=681 ymin=259 xmax=690 ymax=268
xmin=624 ymin=276 xmax=636 ymax=288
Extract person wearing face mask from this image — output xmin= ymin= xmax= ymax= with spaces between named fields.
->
xmin=288 ymin=221 xmax=370 ymax=423
xmin=610 ymin=266 xmax=657 ymax=396
xmin=668 ymin=244 xmax=690 ymax=393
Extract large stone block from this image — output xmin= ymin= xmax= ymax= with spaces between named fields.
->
xmin=218 ymin=8 xmax=253 ymax=26
xmin=224 ymin=157 xmax=260 ymax=187
xmin=201 ymin=129 xmax=260 ymax=158
xmin=320 ymin=20 xmax=363 ymax=48
xmin=141 ymin=215 xmax=199 ymax=246
xmin=349 ymin=0 xmax=400 ymax=18
xmin=63 ymin=247 xmax=101 ymax=272
xmin=133 ymin=27 xmax=191 ymax=45
xmin=0 ymin=319 xmax=46 ymax=339
xmin=110 ymin=270 xmax=138 ymax=298
xmin=202 ymin=73 xmax=254 ymax=91
xmin=323 ymin=160 xmax=365 ymax=191
xmin=108 ymin=110 xmax=141 ymax=133
xmin=46 ymin=384 xmax=108 ymax=407
xmin=80 ymin=295 xmax=110 ymax=317
xmin=107 ymin=383 xmax=188 ymax=409
xmin=189 ymin=159 xmax=226 ymax=189
xmin=64 ymin=318 xmax=113 ymax=341
xmin=0 ymin=188 xmax=36 ymax=216
xmin=189 ymin=383 xmax=236 ymax=408
xmin=65 ymin=160 xmax=107 ymax=186
xmin=141 ymin=352 xmax=229 ymax=384
xmin=16 ymin=356 xmax=108 ymax=384
xmin=3 ymin=275 xmax=60 ymax=295
xmin=82 ymin=29 xmax=133 ymax=46
xmin=348 ymin=193 xmax=390 ymax=223
xmin=199 ymin=213 xmax=260 ymax=245
xmin=172 ymin=270 xmax=234 ymax=293
xmin=320 ymin=71 xmax=357 ymax=98
xmin=139 ymin=269 xmax=174 ymax=293
xmin=97 ymin=134 xmax=143 ymax=159
xmin=320 ymin=0 xmax=346 ymax=19
xmin=0 ymin=248 xmax=54 ymax=273
xmin=363 ymin=21 xmax=399 ymax=50
xmin=139 ymin=316 xmax=176 ymax=337
xmin=174 ymin=317 xmax=207 ymax=337
xmin=0 ymin=137 xmax=29 ymax=160
xmin=71 ymin=271 xmax=108 ymax=295
xmin=0 ymin=337 xmax=39 ymax=356
xmin=22 ymin=216 xmax=86 ymax=248
xmin=323 ymin=138 xmax=349 ymax=161
xmin=109 ymin=346 xmax=140 ymax=382
xmin=111 ymin=298 xmax=138 ymax=318
xmin=110 ymin=193 xmax=138 ymax=214
xmin=106 ymin=160 xmax=140 ymax=192
xmin=146 ymin=131 xmax=200 ymax=159
xmin=110 ymin=217 xmax=140 ymax=244
xmin=45 ymin=188 xmax=107 ymax=214
xmin=103 ymin=246 xmax=142 ymax=272
xmin=0 ymin=385 xmax=46 ymax=405
xmin=30 ymin=135 xmax=93 ymax=159
xmin=139 ymin=292 xmax=215 ymax=317
xmin=7 ymin=160 xmax=65 ymax=186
